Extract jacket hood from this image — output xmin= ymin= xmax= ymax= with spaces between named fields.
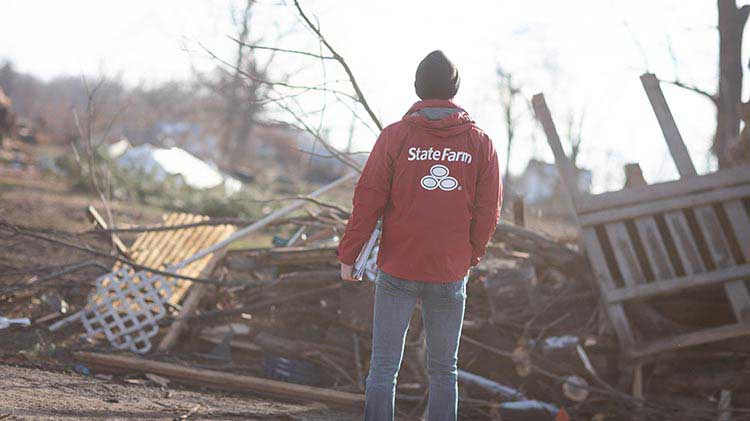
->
xmin=402 ymin=99 xmax=475 ymax=138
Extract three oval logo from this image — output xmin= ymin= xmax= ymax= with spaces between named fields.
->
xmin=421 ymin=164 xmax=459 ymax=191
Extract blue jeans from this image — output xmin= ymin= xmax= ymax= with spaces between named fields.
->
xmin=365 ymin=271 xmax=467 ymax=421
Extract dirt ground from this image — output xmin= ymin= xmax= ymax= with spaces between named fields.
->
xmin=0 ymin=364 xmax=357 ymax=420
xmin=0 ymin=159 xmax=360 ymax=421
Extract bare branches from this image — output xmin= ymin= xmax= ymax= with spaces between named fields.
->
xmin=273 ymin=99 xmax=363 ymax=172
xmin=0 ymin=221 xmax=243 ymax=286
xmin=227 ymin=35 xmax=336 ymax=60
xmin=292 ymin=0 xmax=382 ymax=131
xmin=662 ymin=79 xmax=719 ymax=105
xmin=199 ymin=43 xmax=359 ymax=101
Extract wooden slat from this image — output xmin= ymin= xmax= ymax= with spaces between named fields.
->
xmin=725 ymin=199 xmax=750 ymax=262
xmin=169 ymin=222 xmax=233 ymax=305
xmin=531 ymin=94 xmax=579 ymax=203
xmin=145 ymin=214 xmax=201 ymax=300
xmin=605 ymin=222 xmax=645 ymax=286
xmin=634 ymin=216 xmax=674 ymax=280
xmin=694 ymin=205 xmax=750 ymax=322
xmin=132 ymin=213 xmax=184 ymax=264
xmin=154 ymin=214 xmax=204 ymax=273
xmin=628 ymin=322 xmax=750 ymax=359
xmin=136 ymin=213 xmax=193 ymax=272
xmin=112 ymin=213 xmax=183 ymax=272
xmin=581 ymin=227 xmax=635 ymax=349
xmin=576 ymin=164 xmax=750 ymax=214
xmin=606 ymin=264 xmax=750 ymax=303
xmin=165 ymin=217 xmax=215 ymax=303
xmin=640 ymin=73 xmax=697 ymax=178
xmin=579 ymin=185 xmax=750 ymax=227
xmin=664 ymin=211 xmax=706 ymax=275
xmin=695 ymin=206 xmax=734 ymax=267
xmin=86 ymin=205 xmax=129 ymax=257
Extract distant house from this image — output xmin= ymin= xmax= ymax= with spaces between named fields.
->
xmin=516 ymin=159 xmax=592 ymax=204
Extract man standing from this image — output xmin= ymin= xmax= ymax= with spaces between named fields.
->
xmin=338 ymin=50 xmax=502 ymax=421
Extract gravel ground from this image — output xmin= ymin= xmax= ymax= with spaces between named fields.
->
xmin=0 ymin=364 xmax=358 ymax=420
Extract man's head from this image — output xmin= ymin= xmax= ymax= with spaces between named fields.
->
xmin=414 ymin=50 xmax=460 ymax=100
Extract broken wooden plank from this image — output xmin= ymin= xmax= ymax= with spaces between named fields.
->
xmin=693 ymin=205 xmax=750 ymax=322
xmin=581 ymin=227 xmax=636 ymax=349
xmin=634 ymin=216 xmax=675 ymax=280
xmin=576 ymin=164 xmax=750 ymax=214
xmin=158 ymin=279 xmax=213 ymax=353
xmin=605 ymin=264 xmax=750 ymax=304
xmin=640 ymin=73 xmax=697 ymax=178
xmin=579 ymin=185 xmax=750 ymax=227
xmin=605 ymin=222 xmax=645 ymax=286
xmin=628 ymin=322 xmax=750 ymax=360
xmin=725 ymin=199 xmax=750 ymax=261
xmin=531 ymin=94 xmax=580 ymax=213
xmin=74 ymin=351 xmax=364 ymax=407
xmin=664 ymin=211 xmax=706 ymax=275
xmin=86 ymin=205 xmax=129 ymax=257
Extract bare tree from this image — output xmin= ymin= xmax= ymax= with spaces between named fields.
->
xmin=496 ymin=66 xmax=522 ymax=187
xmin=664 ymin=0 xmax=749 ymax=168
xmin=565 ymin=110 xmax=585 ymax=168
xmin=716 ymin=0 xmax=749 ymax=167
xmin=221 ymin=0 xmax=265 ymax=168
xmin=199 ymin=0 xmax=390 ymax=176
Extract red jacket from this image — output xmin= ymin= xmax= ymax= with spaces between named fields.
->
xmin=337 ymin=99 xmax=502 ymax=282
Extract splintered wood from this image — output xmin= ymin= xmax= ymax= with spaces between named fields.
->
xmin=533 ymin=78 xmax=750 ymax=361
xmin=111 ymin=213 xmax=236 ymax=306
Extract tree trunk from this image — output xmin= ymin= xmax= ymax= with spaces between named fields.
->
xmin=715 ymin=0 xmax=750 ymax=168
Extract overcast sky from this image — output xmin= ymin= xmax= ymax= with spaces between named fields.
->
xmin=2 ymin=0 xmax=748 ymax=192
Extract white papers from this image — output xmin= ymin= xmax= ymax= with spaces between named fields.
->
xmin=353 ymin=220 xmax=381 ymax=280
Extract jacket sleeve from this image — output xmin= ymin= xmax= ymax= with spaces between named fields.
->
xmin=469 ymin=135 xmax=502 ymax=266
xmin=337 ymin=127 xmax=396 ymax=265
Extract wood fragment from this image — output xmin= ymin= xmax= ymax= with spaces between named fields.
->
xmin=87 ymin=205 xmax=130 ymax=257
xmin=73 ymin=351 xmax=364 ymax=407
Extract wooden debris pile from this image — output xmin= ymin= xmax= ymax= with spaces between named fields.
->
xmin=55 ymin=195 xmax=750 ymax=420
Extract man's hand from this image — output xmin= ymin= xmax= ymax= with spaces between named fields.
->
xmin=340 ymin=263 xmax=358 ymax=282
